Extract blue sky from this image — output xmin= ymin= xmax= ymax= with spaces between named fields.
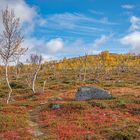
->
xmin=1 ymin=0 xmax=140 ymax=60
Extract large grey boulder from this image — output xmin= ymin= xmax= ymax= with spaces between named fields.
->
xmin=75 ymin=86 xmax=112 ymax=101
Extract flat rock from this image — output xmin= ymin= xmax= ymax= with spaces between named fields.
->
xmin=31 ymin=129 xmax=44 ymax=137
xmin=48 ymin=97 xmax=63 ymax=101
xmin=75 ymin=86 xmax=112 ymax=101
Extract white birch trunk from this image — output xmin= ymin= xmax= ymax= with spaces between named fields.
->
xmin=43 ymin=80 xmax=47 ymax=93
xmin=5 ymin=63 xmax=12 ymax=104
xmin=83 ymin=54 xmax=87 ymax=82
xmin=32 ymin=64 xmax=41 ymax=94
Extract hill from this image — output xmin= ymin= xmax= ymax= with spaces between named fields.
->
xmin=0 ymin=52 xmax=140 ymax=139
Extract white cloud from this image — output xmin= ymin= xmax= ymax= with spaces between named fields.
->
xmin=0 ymin=0 xmax=36 ymax=25
xmin=0 ymin=0 xmax=47 ymax=33
xmin=23 ymin=37 xmax=64 ymax=55
xmin=130 ymin=16 xmax=140 ymax=31
xmin=46 ymin=38 xmax=64 ymax=54
xmin=0 ymin=0 xmax=49 ymax=62
xmin=89 ymin=10 xmax=104 ymax=15
xmin=22 ymin=35 xmax=112 ymax=61
xmin=20 ymin=37 xmax=44 ymax=61
xmin=121 ymin=4 xmax=135 ymax=10
xmin=120 ymin=31 xmax=140 ymax=53
xmin=120 ymin=14 xmax=140 ymax=54
xmin=38 ymin=18 xmax=48 ymax=26
xmin=47 ymin=12 xmax=118 ymax=30
xmin=44 ymin=13 xmax=117 ymax=40
xmin=22 ymin=37 xmax=63 ymax=61
xmin=62 ymin=36 xmax=110 ymax=56
xmin=92 ymin=35 xmax=110 ymax=48
xmin=23 ymin=38 xmax=44 ymax=51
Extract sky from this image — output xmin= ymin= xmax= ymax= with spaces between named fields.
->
xmin=0 ymin=0 xmax=140 ymax=60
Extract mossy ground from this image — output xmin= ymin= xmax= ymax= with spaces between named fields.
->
xmin=0 ymin=62 xmax=140 ymax=140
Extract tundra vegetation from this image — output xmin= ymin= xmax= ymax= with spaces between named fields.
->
xmin=0 ymin=7 xmax=140 ymax=140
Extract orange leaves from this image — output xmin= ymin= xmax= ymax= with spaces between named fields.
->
xmin=84 ymin=108 xmax=115 ymax=126
xmin=0 ymin=128 xmax=32 ymax=140
xmin=39 ymin=107 xmax=95 ymax=139
xmin=1 ymin=130 xmax=20 ymax=140
xmin=39 ymin=104 xmax=135 ymax=139
xmin=1 ymin=105 xmax=29 ymax=114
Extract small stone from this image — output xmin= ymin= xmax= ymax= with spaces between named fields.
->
xmin=31 ymin=129 xmax=44 ymax=137
xmin=52 ymin=104 xmax=61 ymax=109
xmin=48 ymin=103 xmax=61 ymax=110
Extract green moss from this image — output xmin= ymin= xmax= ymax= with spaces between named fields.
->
xmin=0 ymin=113 xmax=28 ymax=132
xmin=107 ymin=124 xmax=140 ymax=140
xmin=88 ymin=100 xmax=108 ymax=109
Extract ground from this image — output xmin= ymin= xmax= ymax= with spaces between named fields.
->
xmin=0 ymin=55 xmax=140 ymax=139
xmin=0 ymin=84 xmax=140 ymax=140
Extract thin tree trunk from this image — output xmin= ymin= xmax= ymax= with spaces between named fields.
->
xmin=15 ymin=58 xmax=20 ymax=80
xmin=32 ymin=71 xmax=37 ymax=94
xmin=32 ymin=65 xmax=41 ymax=94
xmin=83 ymin=67 xmax=87 ymax=81
xmin=83 ymin=54 xmax=87 ymax=82
xmin=43 ymin=80 xmax=47 ymax=93
xmin=5 ymin=63 xmax=12 ymax=104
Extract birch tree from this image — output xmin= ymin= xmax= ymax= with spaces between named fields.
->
xmin=0 ymin=7 xmax=26 ymax=104
xmin=27 ymin=54 xmax=43 ymax=94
